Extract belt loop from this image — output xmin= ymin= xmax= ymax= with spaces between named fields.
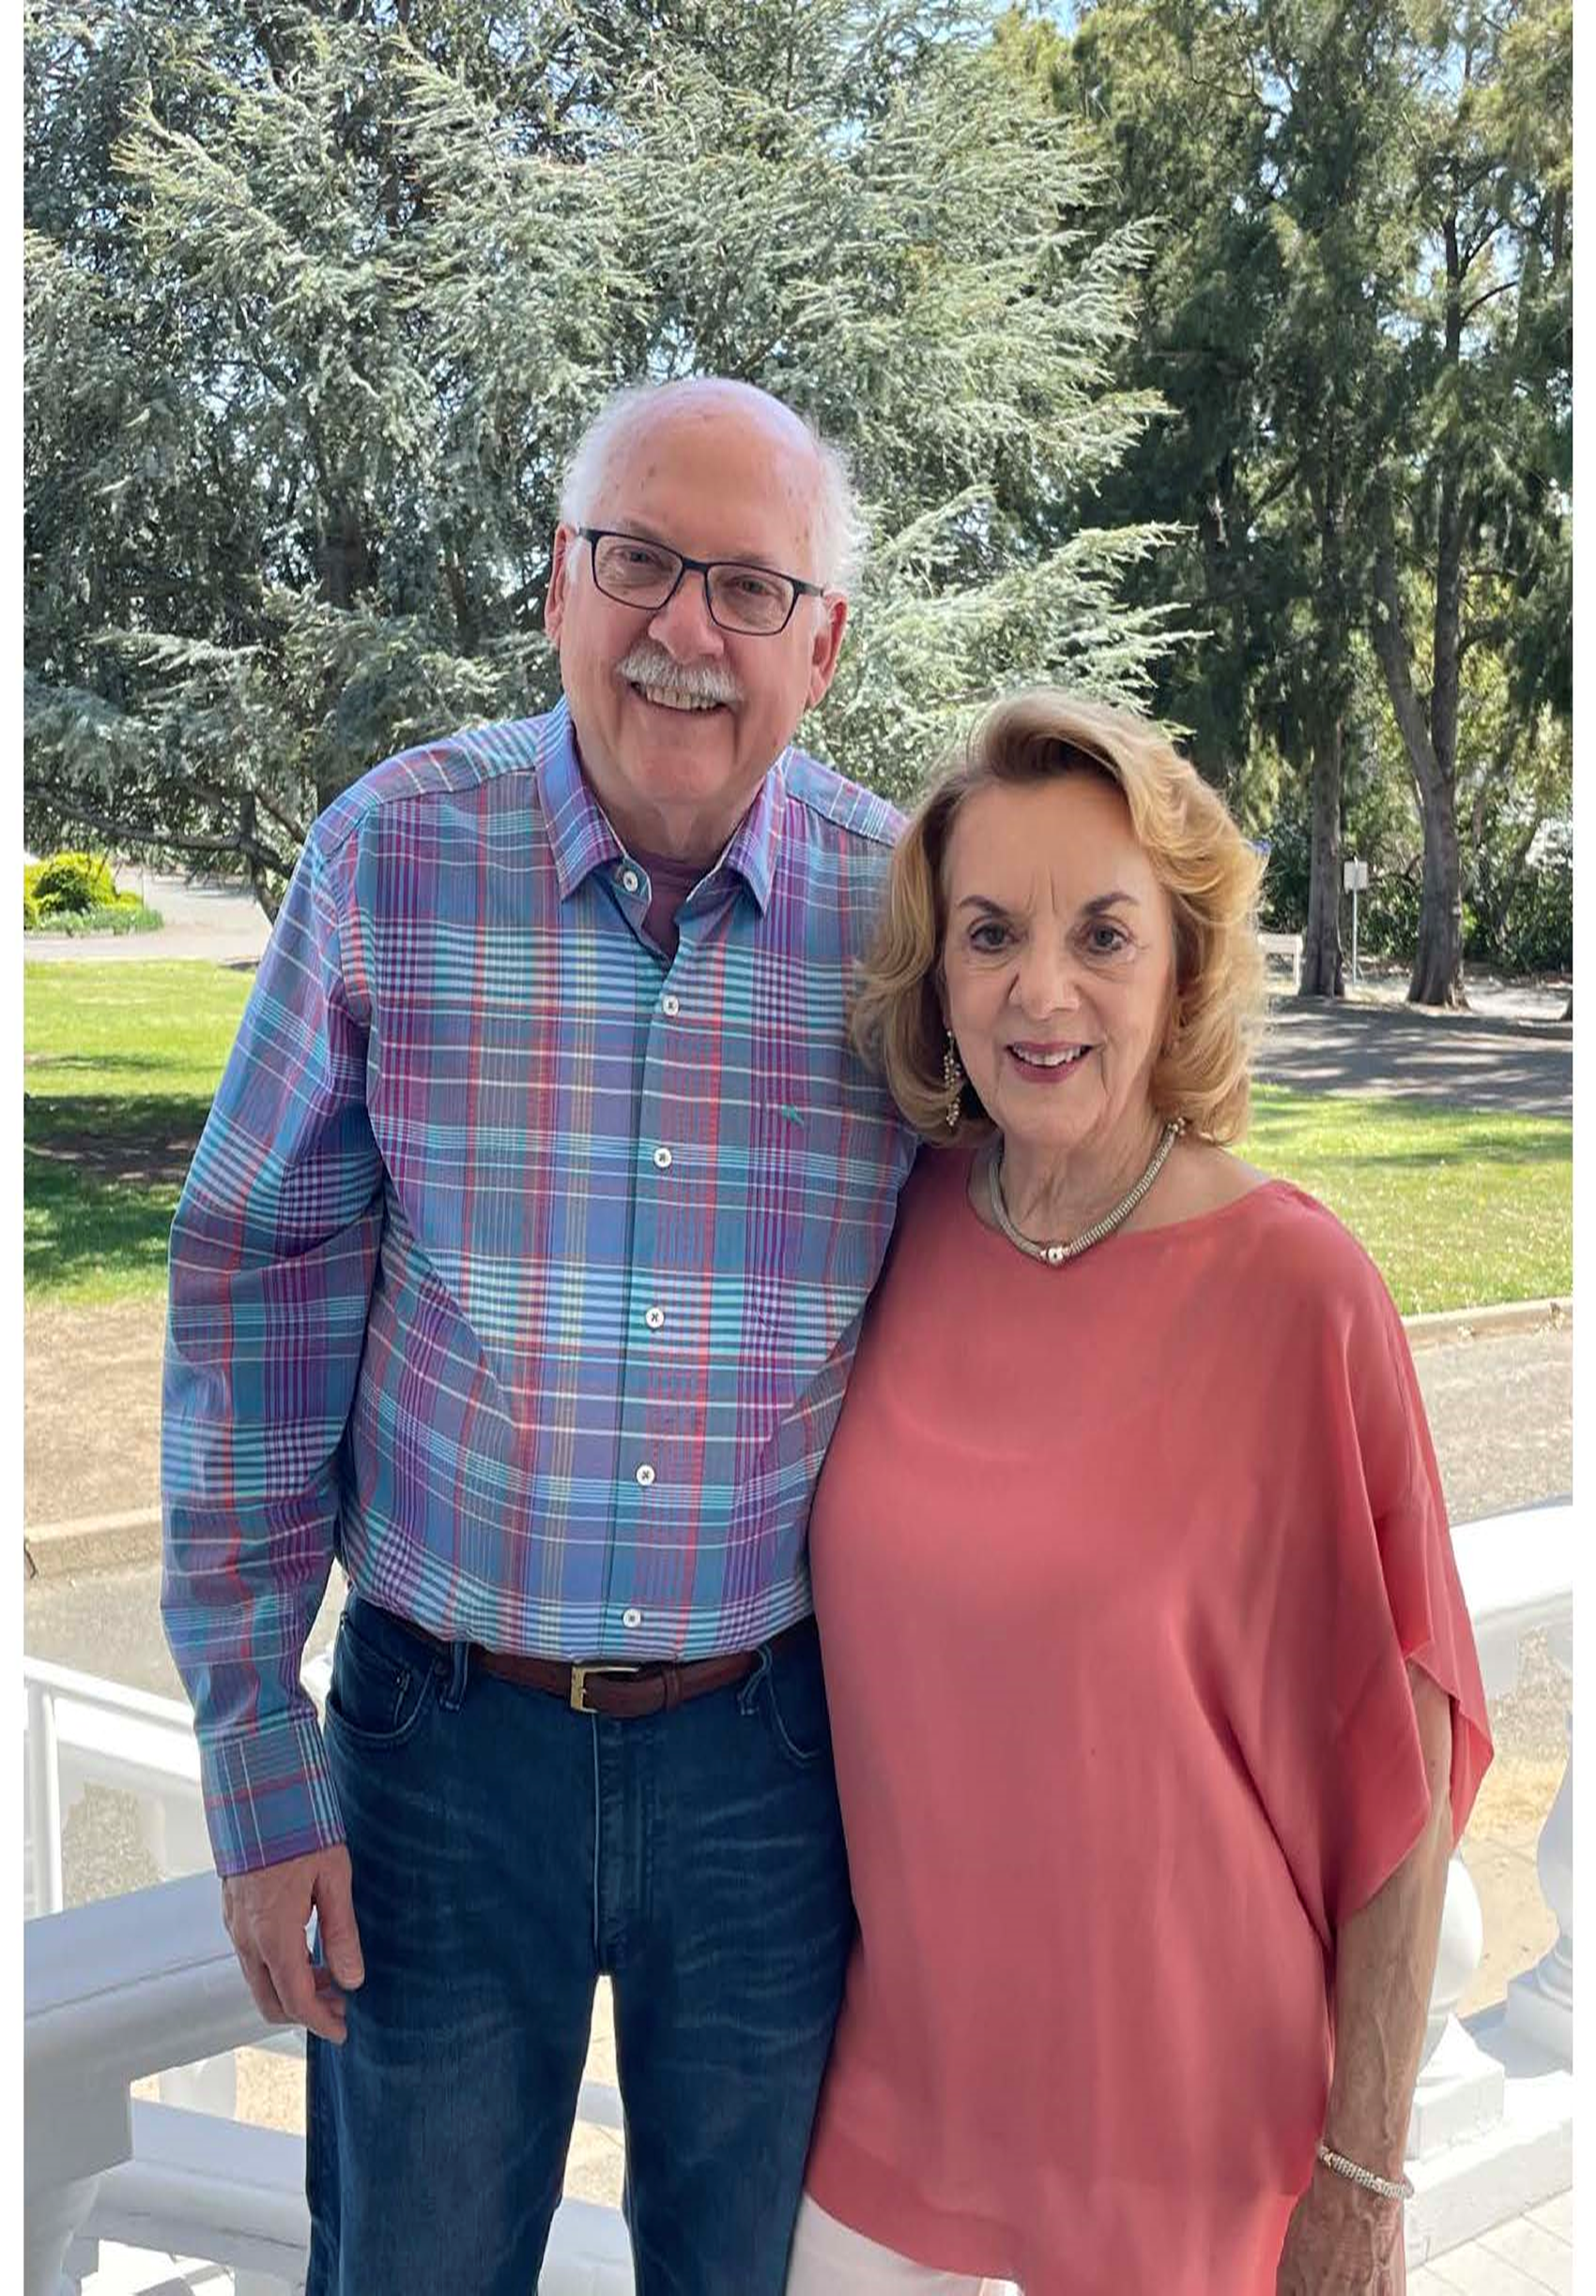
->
xmin=441 ymin=1637 xmax=471 ymax=1713
xmin=735 ymin=1643 xmax=771 ymax=1717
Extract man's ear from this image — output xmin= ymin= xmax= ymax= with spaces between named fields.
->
xmin=804 ymin=593 xmax=850 ymax=709
xmin=545 ymin=526 xmax=575 ymax=644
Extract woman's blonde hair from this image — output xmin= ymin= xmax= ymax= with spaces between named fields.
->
xmin=852 ymin=688 xmax=1267 ymax=1144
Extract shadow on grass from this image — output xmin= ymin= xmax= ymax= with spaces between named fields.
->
xmin=1249 ymin=1091 xmax=1573 ymax=1168
xmin=23 ymin=1154 xmax=178 ymax=1295
xmin=23 ymin=1052 xmax=194 ymax=1079
xmin=1266 ymin=1137 xmax=1574 ymax=1172
xmin=24 ymin=1094 xmax=210 ymax=1188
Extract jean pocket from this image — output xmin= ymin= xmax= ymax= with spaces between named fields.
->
xmin=748 ymin=1632 xmax=834 ymax=1770
xmin=325 ymin=1606 xmax=439 ymax=1750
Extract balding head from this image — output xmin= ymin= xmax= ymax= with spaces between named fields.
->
xmin=559 ymin=378 xmax=866 ymax=593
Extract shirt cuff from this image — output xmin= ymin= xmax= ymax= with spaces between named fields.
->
xmin=197 ymin=1708 xmax=345 ymax=1877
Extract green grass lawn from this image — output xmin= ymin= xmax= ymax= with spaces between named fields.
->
xmin=24 ymin=963 xmax=255 ymax=1304
xmin=1244 ymin=1086 xmax=1572 ymax=1315
xmin=23 ymin=963 xmax=1573 ymax=1314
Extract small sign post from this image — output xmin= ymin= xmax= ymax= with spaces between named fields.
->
xmin=1343 ymin=856 xmax=1369 ymax=984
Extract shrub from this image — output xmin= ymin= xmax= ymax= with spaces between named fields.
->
xmin=31 ymin=851 xmax=118 ymax=916
xmin=26 ymin=901 xmax=164 ymax=936
xmin=23 ymin=890 xmax=39 ymax=932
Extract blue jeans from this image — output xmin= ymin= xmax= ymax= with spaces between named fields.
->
xmin=305 ymin=1595 xmax=853 ymax=2295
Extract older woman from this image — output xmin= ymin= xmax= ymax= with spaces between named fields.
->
xmin=785 ymin=691 xmax=1492 ymax=2296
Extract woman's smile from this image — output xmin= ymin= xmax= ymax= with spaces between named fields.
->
xmin=1005 ymin=1039 xmax=1097 ymax=1080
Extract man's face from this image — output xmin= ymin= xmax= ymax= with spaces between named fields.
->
xmin=545 ymin=396 xmax=849 ymax=860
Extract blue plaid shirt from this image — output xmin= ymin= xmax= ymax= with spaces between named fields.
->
xmin=161 ymin=701 xmax=916 ymax=1872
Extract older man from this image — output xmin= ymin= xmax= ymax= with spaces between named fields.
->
xmin=161 ymin=378 xmax=914 ymax=2294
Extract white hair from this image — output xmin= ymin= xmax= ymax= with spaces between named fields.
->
xmin=557 ymin=379 xmax=867 ymax=594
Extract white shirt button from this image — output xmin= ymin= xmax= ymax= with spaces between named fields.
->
xmin=635 ymin=1463 xmax=655 ymax=1487
xmin=622 ymin=1607 xmax=642 ymax=1628
xmin=652 ymin=1146 xmax=672 ymax=1169
xmin=644 ymin=1306 xmax=666 ymax=1331
xmin=620 ymin=868 xmax=641 ymax=895
xmin=661 ymin=994 xmax=681 ymax=1017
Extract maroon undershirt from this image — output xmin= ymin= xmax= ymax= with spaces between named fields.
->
xmin=629 ymin=844 xmax=708 ymax=963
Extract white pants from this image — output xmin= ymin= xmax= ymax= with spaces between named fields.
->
xmin=785 ymin=2194 xmax=1013 ymax=2294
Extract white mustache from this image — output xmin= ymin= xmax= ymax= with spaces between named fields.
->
xmin=617 ymin=642 xmax=743 ymax=707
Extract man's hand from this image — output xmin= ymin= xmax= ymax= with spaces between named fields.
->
xmin=1276 ymin=2164 xmax=1405 ymax=2295
xmin=222 ymin=1843 xmax=364 ymax=2045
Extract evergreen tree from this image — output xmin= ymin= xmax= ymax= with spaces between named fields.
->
xmin=1366 ymin=0 xmax=1572 ymax=1005
xmin=1014 ymin=0 xmax=1571 ymax=1005
xmin=24 ymin=0 xmax=1179 ymax=907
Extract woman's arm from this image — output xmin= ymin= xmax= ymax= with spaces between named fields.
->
xmin=1276 ymin=1664 xmax=1455 ymax=2295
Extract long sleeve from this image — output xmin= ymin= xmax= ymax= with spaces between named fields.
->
xmin=161 ymin=826 xmax=384 ymax=1874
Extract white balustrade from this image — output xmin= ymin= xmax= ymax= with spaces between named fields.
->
xmin=1449 ymin=1502 xmax=1575 ymax=2073
xmin=23 ymin=1502 xmax=1574 ymax=2291
xmin=1504 ymin=1617 xmax=1573 ymax=2059
xmin=1400 ymin=1501 xmax=1575 ymax=2264
xmin=25 ymin=1872 xmax=633 ymax=2296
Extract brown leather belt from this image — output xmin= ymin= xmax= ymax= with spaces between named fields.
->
xmin=401 ymin=1614 xmax=809 ymax=1718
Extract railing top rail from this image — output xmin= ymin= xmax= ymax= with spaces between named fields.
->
xmin=1450 ymin=1501 xmax=1573 ymax=1699
xmin=1450 ymin=1500 xmax=1573 ymax=1613
xmin=24 ymin=1872 xmax=266 ymax=2085
xmin=23 ymin=1655 xmax=196 ymax=1732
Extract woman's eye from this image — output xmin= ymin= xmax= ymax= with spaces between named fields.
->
xmin=969 ymin=922 xmax=1010 ymax=951
xmin=1086 ymin=924 xmax=1128 ymax=955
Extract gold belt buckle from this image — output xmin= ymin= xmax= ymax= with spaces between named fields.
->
xmin=569 ymin=1661 xmax=646 ymax=1714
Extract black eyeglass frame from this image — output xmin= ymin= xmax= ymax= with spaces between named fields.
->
xmin=575 ymin=527 xmax=826 ymax=636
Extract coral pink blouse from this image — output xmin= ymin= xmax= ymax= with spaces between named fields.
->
xmin=805 ymin=1145 xmax=1492 ymax=2295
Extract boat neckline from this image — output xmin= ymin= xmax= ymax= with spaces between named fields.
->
xmin=947 ymin=1145 xmax=1297 ymax=1264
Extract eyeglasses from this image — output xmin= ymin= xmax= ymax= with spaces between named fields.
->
xmin=577 ymin=528 xmax=825 ymax=636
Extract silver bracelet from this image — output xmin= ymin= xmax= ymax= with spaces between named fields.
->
xmin=1315 ymin=2140 xmax=1414 ymax=2202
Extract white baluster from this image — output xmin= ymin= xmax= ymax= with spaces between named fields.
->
xmin=25 ymin=1681 xmax=64 ymax=1916
xmin=1407 ymin=1853 xmax=1504 ymax=2158
xmin=1505 ymin=1626 xmax=1573 ymax=2061
xmin=23 ymin=2173 xmax=101 ymax=2296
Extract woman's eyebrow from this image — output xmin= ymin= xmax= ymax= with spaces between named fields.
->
xmin=952 ymin=889 xmax=1143 ymax=916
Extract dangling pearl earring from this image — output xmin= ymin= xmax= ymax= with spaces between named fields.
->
xmin=942 ymin=1032 xmax=965 ymax=1132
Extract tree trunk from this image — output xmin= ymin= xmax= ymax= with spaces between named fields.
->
xmin=1370 ymin=533 xmax=1468 ymax=1009
xmin=1300 ymin=715 xmax=1344 ymax=996
xmin=1408 ymin=209 xmax=1469 ymax=1009
xmin=1410 ymin=797 xmax=1466 ymax=1006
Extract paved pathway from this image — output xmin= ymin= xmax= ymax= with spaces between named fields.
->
xmin=1409 ymin=2187 xmax=1573 ymax=2293
xmin=1257 ymin=996 xmax=1572 ymax=1117
xmin=23 ymin=872 xmax=270 ymax=965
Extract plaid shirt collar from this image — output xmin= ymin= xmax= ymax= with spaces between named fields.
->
xmin=540 ymin=694 xmax=789 ymax=917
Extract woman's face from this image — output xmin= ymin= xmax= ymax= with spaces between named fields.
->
xmin=940 ymin=773 xmax=1178 ymax=1169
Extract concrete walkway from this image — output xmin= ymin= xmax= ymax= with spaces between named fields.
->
xmin=23 ymin=871 xmax=271 ymax=966
xmin=1257 ymin=995 xmax=1572 ymax=1117
xmin=1409 ymin=2187 xmax=1573 ymax=2292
